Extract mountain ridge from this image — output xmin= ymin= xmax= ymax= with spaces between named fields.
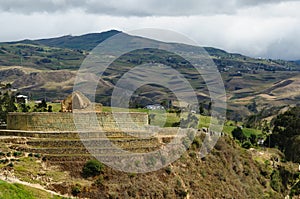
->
xmin=2 ymin=29 xmax=300 ymax=68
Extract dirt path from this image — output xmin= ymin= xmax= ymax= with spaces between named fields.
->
xmin=0 ymin=173 xmax=73 ymax=198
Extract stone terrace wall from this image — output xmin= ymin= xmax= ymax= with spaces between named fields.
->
xmin=7 ymin=112 xmax=148 ymax=131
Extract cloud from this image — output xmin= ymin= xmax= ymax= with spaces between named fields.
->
xmin=0 ymin=0 xmax=297 ymax=16
xmin=0 ymin=1 xmax=300 ymax=60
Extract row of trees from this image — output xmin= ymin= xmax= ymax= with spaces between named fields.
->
xmin=0 ymin=92 xmax=52 ymax=124
xmin=0 ymin=93 xmax=17 ymax=123
xmin=231 ymin=127 xmax=261 ymax=149
xmin=242 ymin=106 xmax=300 ymax=163
xmin=268 ymin=106 xmax=300 ymax=162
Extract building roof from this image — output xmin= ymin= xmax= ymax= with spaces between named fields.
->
xmin=16 ymin=95 xmax=28 ymax=98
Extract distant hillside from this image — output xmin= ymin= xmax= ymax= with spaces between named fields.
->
xmin=1 ymin=30 xmax=300 ymax=120
xmin=6 ymin=30 xmax=121 ymax=51
xmin=35 ymin=30 xmax=121 ymax=50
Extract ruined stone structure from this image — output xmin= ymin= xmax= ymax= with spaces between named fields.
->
xmin=60 ymin=91 xmax=102 ymax=113
xmin=7 ymin=112 xmax=148 ymax=131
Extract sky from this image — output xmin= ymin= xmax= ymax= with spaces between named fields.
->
xmin=0 ymin=0 xmax=300 ymax=60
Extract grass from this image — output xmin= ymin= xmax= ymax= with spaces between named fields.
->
xmin=13 ymin=157 xmax=43 ymax=185
xmin=242 ymin=128 xmax=262 ymax=137
xmin=102 ymin=106 xmax=148 ymax=113
xmin=0 ymin=180 xmax=66 ymax=199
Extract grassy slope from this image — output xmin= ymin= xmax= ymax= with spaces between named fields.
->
xmin=0 ymin=180 xmax=66 ymax=199
xmin=1 ymin=136 xmax=291 ymax=198
xmin=58 ymin=136 xmax=292 ymax=198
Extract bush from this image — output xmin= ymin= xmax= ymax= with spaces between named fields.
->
xmin=165 ymin=166 xmax=172 ymax=175
xmin=34 ymin=153 xmax=41 ymax=158
xmin=270 ymin=170 xmax=282 ymax=192
xmin=242 ymin=141 xmax=252 ymax=149
xmin=94 ymin=176 xmax=104 ymax=187
xmin=82 ymin=159 xmax=104 ymax=178
xmin=13 ymin=151 xmax=22 ymax=157
xmin=192 ymin=136 xmax=202 ymax=149
xmin=232 ymin=127 xmax=247 ymax=142
xmin=71 ymin=184 xmax=81 ymax=196
xmin=249 ymin=134 xmax=257 ymax=145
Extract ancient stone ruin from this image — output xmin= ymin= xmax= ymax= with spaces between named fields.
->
xmin=60 ymin=91 xmax=102 ymax=113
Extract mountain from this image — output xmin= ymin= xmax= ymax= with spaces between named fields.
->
xmin=1 ymin=30 xmax=300 ymax=120
xmin=6 ymin=30 xmax=121 ymax=51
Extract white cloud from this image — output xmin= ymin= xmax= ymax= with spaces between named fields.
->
xmin=0 ymin=1 xmax=300 ymax=59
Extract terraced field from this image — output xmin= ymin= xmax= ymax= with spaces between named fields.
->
xmin=0 ymin=128 xmax=189 ymax=173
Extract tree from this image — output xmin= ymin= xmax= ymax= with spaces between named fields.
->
xmin=249 ymin=134 xmax=257 ymax=146
xmin=47 ymin=105 xmax=52 ymax=112
xmin=199 ymin=103 xmax=204 ymax=115
xmin=34 ymin=99 xmax=48 ymax=112
xmin=0 ymin=92 xmax=17 ymax=123
xmin=269 ymin=106 xmax=300 ymax=162
xmin=232 ymin=127 xmax=247 ymax=143
xmin=82 ymin=160 xmax=104 ymax=178
xmin=208 ymin=101 xmax=212 ymax=116
xmin=38 ymin=99 xmax=47 ymax=109
xmin=19 ymin=103 xmax=30 ymax=112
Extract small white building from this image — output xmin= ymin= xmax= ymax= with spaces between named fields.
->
xmin=145 ymin=104 xmax=165 ymax=110
xmin=257 ymin=138 xmax=264 ymax=146
xmin=16 ymin=95 xmax=28 ymax=104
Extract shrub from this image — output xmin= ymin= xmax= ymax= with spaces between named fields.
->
xmin=165 ymin=166 xmax=172 ymax=175
xmin=145 ymin=156 xmax=157 ymax=167
xmin=94 ymin=176 xmax=104 ymax=187
xmin=232 ymin=127 xmax=247 ymax=142
xmin=242 ymin=141 xmax=252 ymax=149
xmin=0 ymin=159 xmax=9 ymax=164
xmin=128 ymin=173 xmax=136 ymax=178
xmin=13 ymin=151 xmax=22 ymax=157
xmin=192 ymin=136 xmax=202 ymax=149
xmin=175 ymin=189 xmax=188 ymax=198
xmin=249 ymin=134 xmax=257 ymax=145
xmin=34 ymin=153 xmax=41 ymax=158
xmin=270 ymin=170 xmax=282 ymax=192
xmin=71 ymin=184 xmax=81 ymax=196
xmin=189 ymin=152 xmax=197 ymax=158
xmin=82 ymin=159 xmax=104 ymax=178
xmin=160 ymin=156 xmax=167 ymax=165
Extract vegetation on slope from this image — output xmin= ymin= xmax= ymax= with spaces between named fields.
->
xmin=268 ymin=106 xmax=300 ymax=163
xmin=0 ymin=180 xmax=66 ymax=199
xmin=43 ymin=136 xmax=299 ymax=198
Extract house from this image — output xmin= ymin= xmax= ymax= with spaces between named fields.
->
xmin=16 ymin=95 xmax=28 ymax=104
xmin=257 ymin=138 xmax=264 ymax=146
xmin=145 ymin=104 xmax=165 ymax=110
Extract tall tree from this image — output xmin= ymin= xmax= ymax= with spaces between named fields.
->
xmin=269 ymin=106 xmax=300 ymax=162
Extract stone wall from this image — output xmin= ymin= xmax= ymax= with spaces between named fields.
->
xmin=7 ymin=112 xmax=148 ymax=131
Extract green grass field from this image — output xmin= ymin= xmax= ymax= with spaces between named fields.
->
xmin=0 ymin=180 xmax=66 ymax=199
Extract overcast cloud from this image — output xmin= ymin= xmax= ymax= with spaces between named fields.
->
xmin=0 ymin=0 xmax=300 ymax=59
